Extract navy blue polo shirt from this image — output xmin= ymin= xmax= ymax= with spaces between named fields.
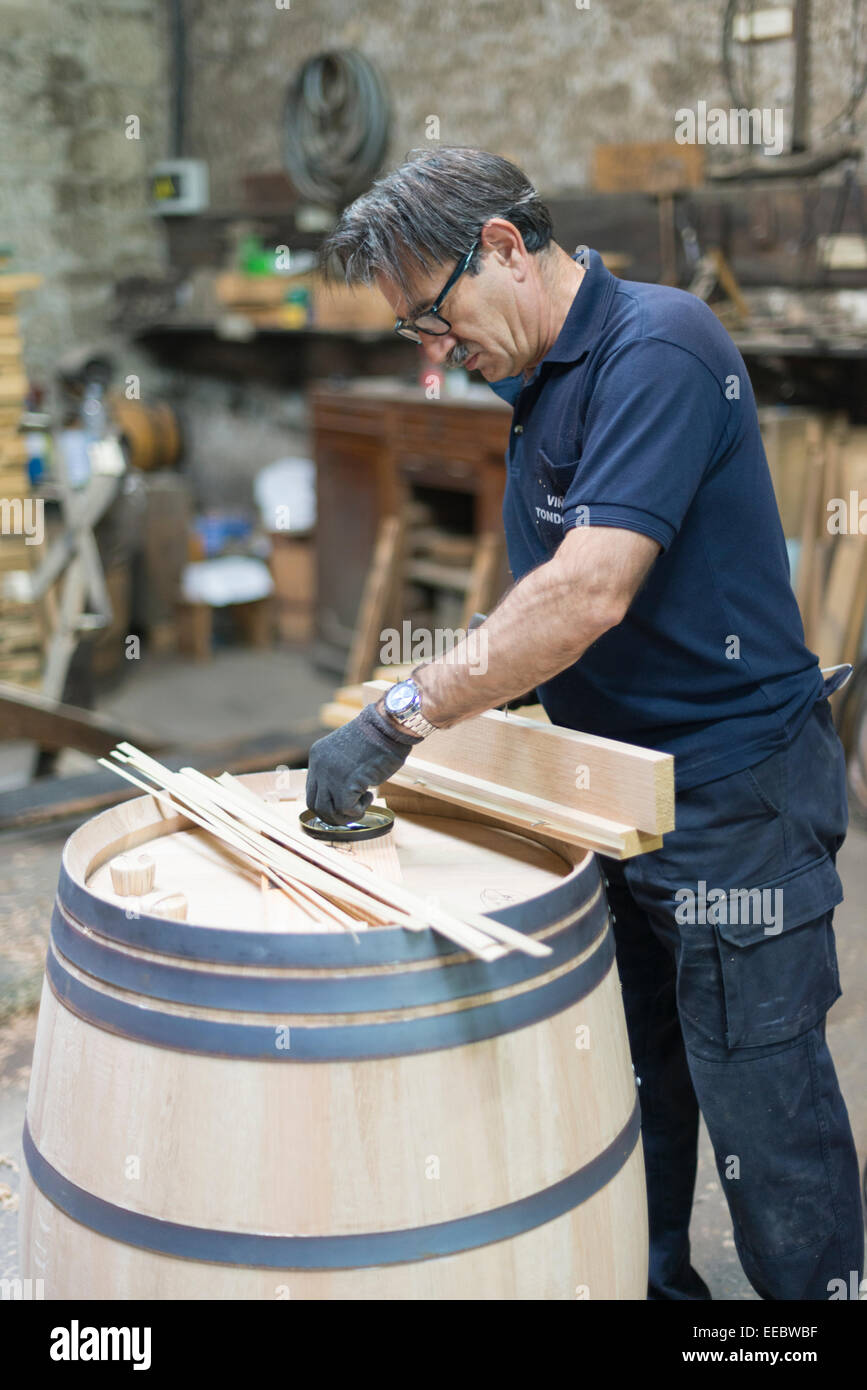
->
xmin=490 ymin=249 xmax=824 ymax=790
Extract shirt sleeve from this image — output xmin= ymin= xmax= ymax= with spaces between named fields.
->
xmin=561 ymin=338 xmax=726 ymax=552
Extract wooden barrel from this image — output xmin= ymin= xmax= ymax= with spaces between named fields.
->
xmin=107 ymin=397 xmax=182 ymax=472
xmin=20 ymin=771 xmax=647 ymax=1300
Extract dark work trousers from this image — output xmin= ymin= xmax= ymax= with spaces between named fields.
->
xmin=599 ymin=692 xmax=864 ymax=1301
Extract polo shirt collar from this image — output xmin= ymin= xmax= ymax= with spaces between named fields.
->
xmin=540 ymin=248 xmax=616 ymax=366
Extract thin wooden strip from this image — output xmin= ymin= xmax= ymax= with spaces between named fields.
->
xmin=114 ymin=752 xmax=512 ymax=960
xmin=213 ymin=771 xmax=548 ymax=959
xmin=385 ymin=765 xmax=662 ymax=860
xmin=188 ymin=766 xmax=511 ymax=958
xmin=0 ymin=273 xmax=43 ymax=299
xmin=106 ymin=754 xmax=398 ymax=930
xmin=98 ymin=759 xmax=366 ymax=932
xmin=98 ymin=759 xmax=295 ymax=895
xmin=344 ymin=514 xmax=403 ymax=685
xmin=189 ymin=768 xmax=509 ymax=959
xmin=106 ymin=750 xmax=506 ymax=960
xmin=393 ymin=758 xmax=650 ymax=855
xmin=145 ymin=761 xmax=405 ymax=928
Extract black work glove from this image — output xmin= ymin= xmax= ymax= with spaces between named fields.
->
xmin=306 ymin=702 xmax=423 ymax=825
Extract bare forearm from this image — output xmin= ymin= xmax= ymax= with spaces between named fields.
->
xmin=382 ymin=526 xmax=660 ymax=730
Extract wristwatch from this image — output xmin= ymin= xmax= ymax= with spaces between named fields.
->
xmin=382 ymin=678 xmax=439 ymax=738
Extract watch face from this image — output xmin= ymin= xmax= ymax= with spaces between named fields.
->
xmin=387 ymin=681 xmax=418 ymax=715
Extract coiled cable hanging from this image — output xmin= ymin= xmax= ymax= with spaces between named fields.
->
xmin=283 ymin=49 xmax=390 ymax=208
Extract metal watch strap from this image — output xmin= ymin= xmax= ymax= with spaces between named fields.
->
xmin=399 ymin=706 xmax=439 ymax=738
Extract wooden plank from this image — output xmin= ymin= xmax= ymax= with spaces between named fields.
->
xmin=0 ymin=681 xmax=161 ymax=755
xmin=0 ymin=435 xmax=27 ymax=462
xmin=321 ymin=685 xmax=553 ymax=732
xmin=0 ymin=546 xmax=37 ymax=572
xmin=406 ymin=557 xmax=472 ymax=592
xmin=0 ymin=728 xmax=318 ymax=830
xmin=795 ymin=417 xmax=828 ymax=648
xmin=758 ymin=407 xmax=823 ymax=537
xmin=461 ymin=533 xmax=502 ymax=629
xmin=344 ymin=513 xmax=403 ymax=685
xmin=0 ymin=274 xmax=43 ymax=299
xmin=592 ymin=141 xmax=704 ymax=195
xmin=0 ymin=624 xmax=41 ymax=654
xmin=0 ymin=374 xmax=27 ymax=405
xmin=813 ymin=535 xmax=867 ymax=668
xmin=363 ymin=679 xmax=674 ymax=835
xmin=0 ymin=660 xmax=42 ymax=683
xmin=411 ymin=527 xmax=477 ymax=564
xmin=382 ymin=761 xmax=663 ymax=859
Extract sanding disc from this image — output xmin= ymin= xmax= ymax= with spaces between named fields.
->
xmin=298 ymin=807 xmax=395 ymax=842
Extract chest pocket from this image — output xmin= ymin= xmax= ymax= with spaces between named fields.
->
xmin=532 ymin=447 xmax=582 ymax=551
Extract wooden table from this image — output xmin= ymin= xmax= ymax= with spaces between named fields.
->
xmin=310 ymin=381 xmax=512 ymax=672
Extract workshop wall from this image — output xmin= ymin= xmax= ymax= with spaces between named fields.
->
xmin=184 ymin=0 xmax=852 ymax=207
xmin=3 ymin=0 xmax=860 ymax=377
xmin=0 ymin=0 xmax=170 ymax=381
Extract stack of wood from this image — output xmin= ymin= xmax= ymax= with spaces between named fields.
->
xmin=214 ymin=271 xmax=394 ymax=332
xmin=0 ymin=273 xmax=44 ymax=688
xmin=760 ymin=408 xmax=867 ymax=672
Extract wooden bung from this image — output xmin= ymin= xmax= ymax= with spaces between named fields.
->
xmin=108 ymin=851 xmax=155 ymax=896
xmin=142 ymin=890 xmax=188 ymax=921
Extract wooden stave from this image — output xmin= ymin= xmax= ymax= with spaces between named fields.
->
xmin=21 ymin=1145 xmax=648 ymax=1300
xmin=22 ymin=969 xmax=644 ymax=1294
xmin=54 ymin=783 xmax=589 ymax=969
xmin=21 ymin=779 xmax=647 ymax=1298
xmin=46 ymin=885 xmax=612 ymax=1025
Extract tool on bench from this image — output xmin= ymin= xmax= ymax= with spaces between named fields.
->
xmin=299 ymin=805 xmax=395 ymax=842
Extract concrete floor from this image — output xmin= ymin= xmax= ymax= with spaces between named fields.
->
xmin=0 ymin=647 xmax=864 ymax=1298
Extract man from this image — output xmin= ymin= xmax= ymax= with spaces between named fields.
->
xmin=307 ymin=146 xmax=863 ymax=1300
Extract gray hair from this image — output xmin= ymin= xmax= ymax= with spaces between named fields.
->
xmin=319 ymin=146 xmax=554 ymax=308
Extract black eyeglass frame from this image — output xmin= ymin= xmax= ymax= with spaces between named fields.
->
xmin=394 ymin=237 xmax=482 ymax=342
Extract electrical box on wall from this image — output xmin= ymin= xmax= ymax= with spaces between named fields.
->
xmin=732 ymin=6 xmax=794 ymax=43
xmin=149 ymin=159 xmax=210 ymax=216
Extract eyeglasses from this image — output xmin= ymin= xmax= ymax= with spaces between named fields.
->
xmin=394 ymin=238 xmax=481 ymax=342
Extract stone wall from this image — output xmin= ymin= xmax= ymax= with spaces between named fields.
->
xmin=185 ymin=0 xmax=860 ymax=206
xmin=0 ymin=0 xmax=170 ymax=382
xmin=3 ymin=0 xmax=864 ymax=495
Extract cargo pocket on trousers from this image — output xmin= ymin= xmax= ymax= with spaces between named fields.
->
xmin=714 ymin=856 xmax=844 ymax=1049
